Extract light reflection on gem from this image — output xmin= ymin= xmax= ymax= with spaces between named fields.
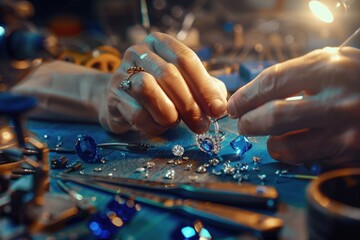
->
xmin=181 ymin=226 xmax=196 ymax=238
xmin=230 ymin=135 xmax=252 ymax=156
xmin=208 ymin=158 xmax=220 ymax=166
xmin=172 ymin=145 xmax=185 ymax=157
xmin=196 ymin=165 xmax=207 ymax=174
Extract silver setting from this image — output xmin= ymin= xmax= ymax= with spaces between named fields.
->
xmin=195 ymin=118 xmax=221 ymax=155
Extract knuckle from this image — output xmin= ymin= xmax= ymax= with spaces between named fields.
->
xmin=257 ymin=66 xmax=280 ymax=98
xmin=176 ymin=50 xmax=198 ymax=68
xmin=342 ymin=128 xmax=360 ymax=151
xmin=145 ymin=32 xmax=163 ymax=43
xmin=124 ymin=46 xmax=138 ymax=59
xmin=268 ymin=101 xmax=284 ymax=133
xmin=156 ymin=63 xmax=181 ymax=82
xmin=239 ymin=116 xmax=253 ymax=134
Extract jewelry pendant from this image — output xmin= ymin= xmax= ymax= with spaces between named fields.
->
xmin=195 ymin=118 xmax=221 ymax=155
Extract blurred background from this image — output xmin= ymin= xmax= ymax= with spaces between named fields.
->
xmin=1 ymin=0 xmax=360 ymax=89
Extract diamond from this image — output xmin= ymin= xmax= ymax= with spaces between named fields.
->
xmin=196 ymin=165 xmax=207 ymax=173
xmin=172 ymin=145 xmax=184 ymax=157
xmin=230 ymin=135 xmax=253 ymax=156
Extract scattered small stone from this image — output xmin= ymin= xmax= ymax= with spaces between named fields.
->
xmin=196 ymin=165 xmax=207 ymax=174
xmin=209 ymin=158 xmax=220 ymax=166
xmin=164 ymin=169 xmax=175 ymax=179
xmin=146 ymin=162 xmax=155 ymax=169
xmin=135 ymin=167 xmax=146 ymax=173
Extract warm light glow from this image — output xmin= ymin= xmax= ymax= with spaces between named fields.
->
xmin=285 ymin=96 xmax=304 ymax=101
xmin=309 ymin=1 xmax=334 ymax=23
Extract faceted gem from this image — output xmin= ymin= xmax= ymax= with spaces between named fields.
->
xmin=196 ymin=165 xmax=207 ymax=174
xmin=230 ymin=135 xmax=253 ymax=156
xmin=196 ymin=133 xmax=221 ymax=155
xmin=201 ymin=139 xmax=213 ymax=152
xmin=75 ymin=135 xmax=101 ymax=163
xmin=172 ymin=145 xmax=184 ymax=157
xmin=89 ymin=196 xmax=141 ymax=239
xmin=164 ymin=169 xmax=175 ymax=179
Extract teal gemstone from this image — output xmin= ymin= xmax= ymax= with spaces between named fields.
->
xmin=230 ymin=135 xmax=252 ymax=155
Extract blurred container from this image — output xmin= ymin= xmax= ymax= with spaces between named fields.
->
xmin=306 ymin=168 xmax=360 ymax=240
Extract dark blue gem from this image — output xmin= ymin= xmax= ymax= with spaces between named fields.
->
xmin=88 ymin=197 xmax=140 ymax=239
xmin=230 ymin=135 xmax=252 ymax=155
xmin=75 ymin=135 xmax=99 ymax=163
xmin=89 ymin=212 xmax=116 ymax=239
xmin=107 ymin=197 xmax=138 ymax=223
xmin=201 ymin=139 xmax=213 ymax=153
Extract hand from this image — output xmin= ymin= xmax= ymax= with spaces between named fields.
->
xmin=99 ymin=32 xmax=227 ymax=136
xmin=227 ymin=47 xmax=360 ymax=166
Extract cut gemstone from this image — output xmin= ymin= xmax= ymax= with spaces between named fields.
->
xmin=172 ymin=145 xmax=184 ymax=157
xmin=75 ymin=135 xmax=101 ymax=163
xmin=196 ymin=133 xmax=221 ymax=155
xmin=230 ymin=135 xmax=253 ymax=156
xmin=201 ymin=139 xmax=213 ymax=152
xmin=89 ymin=196 xmax=140 ymax=239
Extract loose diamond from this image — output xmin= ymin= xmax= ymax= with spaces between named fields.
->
xmin=172 ymin=145 xmax=184 ymax=157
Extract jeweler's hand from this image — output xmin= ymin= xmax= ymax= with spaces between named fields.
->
xmin=227 ymin=47 xmax=360 ymax=166
xmin=99 ymin=32 xmax=227 ymax=136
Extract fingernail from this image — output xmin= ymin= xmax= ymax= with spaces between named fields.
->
xmin=194 ymin=117 xmax=210 ymax=134
xmin=227 ymin=99 xmax=237 ymax=118
xmin=209 ymin=99 xmax=226 ymax=117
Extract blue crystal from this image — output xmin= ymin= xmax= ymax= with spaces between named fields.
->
xmin=106 ymin=197 xmax=138 ymax=222
xmin=89 ymin=197 xmax=140 ymax=239
xmin=230 ymin=135 xmax=252 ymax=155
xmin=201 ymin=139 xmax=213 ymax=153
xmin=75 ymin=135 xmax=100 ymax=163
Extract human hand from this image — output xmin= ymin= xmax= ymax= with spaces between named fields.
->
xmin=227 ymin=47 xmax=360 ymax=165
xmin=99 ymin=32 xmax=227 ymax=136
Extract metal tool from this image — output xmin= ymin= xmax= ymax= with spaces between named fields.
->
xmin=54 ymin=174 xmax=283 ymax=239
xmin=55 ymin=173 xmax=279 ymax=211
xmin=56 ymin=179 xmax=96 ymax=213
xmin=278 ymin=174 xmax=317 ymax=180
xmin=25 ymin=142 xmax=153 ymax=155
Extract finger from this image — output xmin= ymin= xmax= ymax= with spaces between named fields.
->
xmin=121 ymin=44 xmax=210 ymax=133
xmin=227 ymin=48 xmax=334 ymax=118
xmin=98 ymin=96 xmax=132 ymax=134
xmin=111 ymin=87 xmax=168 ymax=136
xmin=144 ymin=32 xmax=227 ymax=117
xmin=113 ymin=70 xmax=179 ymax=128
xmin=267 ymin=129 xmax=338 ymax=165
xmin=236 ymin=96 xmax=342 ymax=136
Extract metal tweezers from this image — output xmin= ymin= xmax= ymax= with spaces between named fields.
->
xmin=53 ymin=174 xmax=283 ymax=239
xmin=25 ymin=142 xmax=154 ymax=154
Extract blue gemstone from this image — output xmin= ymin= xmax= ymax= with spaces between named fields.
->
xmin=106 ymin=197 xmax=138 ymax=222
xmin=88 ymin=197 xmax=140 ymax=239
xmin=230 ymin=135 xmax=252 ymax=155
xmin=89 ymin=213 xmax=116 ymax=239
xmin=75 ymin=135 xmax=99 ymax=163
xmin=201 ymin=139 xmax=213 ymax=153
